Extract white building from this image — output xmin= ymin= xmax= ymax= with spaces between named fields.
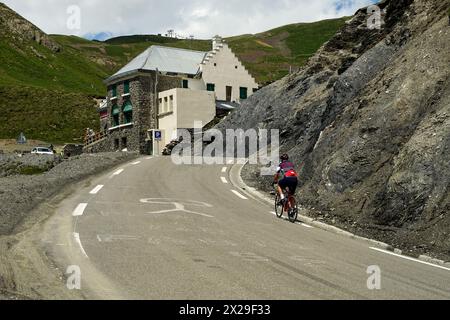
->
xmin=98 ymin=36 xmax=259 ymax=154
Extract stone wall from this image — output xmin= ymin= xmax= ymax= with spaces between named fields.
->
xmin=62 ymin=144 xmax=84 ymax=158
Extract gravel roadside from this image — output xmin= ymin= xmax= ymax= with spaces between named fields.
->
xmin=0 ymin=152 xmax=139 ymax=299
xmin=0 ymin=152 xmax=139 ymax=236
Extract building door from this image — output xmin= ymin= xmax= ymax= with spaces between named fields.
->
xmin=226 ymin=86 xmax=232 ymax=101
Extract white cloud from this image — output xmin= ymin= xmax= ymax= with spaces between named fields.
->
xmin=2 ymin=0 xmax=376 ymax=39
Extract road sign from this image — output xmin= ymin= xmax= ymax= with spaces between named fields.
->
xmin=154 ymin=130 xmax=162 ymax=141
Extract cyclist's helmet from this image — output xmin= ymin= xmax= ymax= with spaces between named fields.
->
xmin=280 ymin=154 xmax=289 ymax=162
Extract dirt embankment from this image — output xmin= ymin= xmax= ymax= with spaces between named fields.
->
xmin=219 ymin=0 xmax=450 ymax=261
xmin=0 ymin=152 xmax=139 ymax=299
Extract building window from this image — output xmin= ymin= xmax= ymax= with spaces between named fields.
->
xmin=114 ymin=139 xmax=120 ymax=150
xmin=123 ymin=100 xmax=133 ymax=124
xmin=112 ymin=85 xmax=117 ymax=97
xmin=226 ymin=86 xmax=233 ymax=102
xmin=164 ymin=97 xmax=168 ymax=113
xmin=112 ymin=104 xmax=120 ymax=126
xmin=235 ymin=66 xmax=238 ymax=69
xmin=240 ymin=87 xmax=248 ymax=100
xmin=182 ymin=79 xmax=189 ymax=89
xmin=121 ymin=137 xmax=128 ymax=149
xmin=124 ymin=81 xmax=130 ymax=94
xmin=207 ymin=83 xmax=215 ymax=92
xmin=214 ymin=63 xmax=217 ymax=67
xmin=169 ymin=95 xmax=174 ymax=111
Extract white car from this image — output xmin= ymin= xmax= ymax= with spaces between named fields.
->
xmin=31 ymin=147 xmax=54 ymax=155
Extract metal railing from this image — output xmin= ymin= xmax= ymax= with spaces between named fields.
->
xmin=84 ymin=130 xmax=107 ymax=146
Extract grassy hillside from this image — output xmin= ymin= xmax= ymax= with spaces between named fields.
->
xmin=227 ymin=17 xmax=349 ymax=84
xmin=0 ymin=86 xmax=99 ymax=144
xmin=0 ymin=1 xmax=348 ymax=144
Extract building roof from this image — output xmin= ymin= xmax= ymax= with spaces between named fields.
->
xmin=106 ymin=46 xmax=207 ymax=83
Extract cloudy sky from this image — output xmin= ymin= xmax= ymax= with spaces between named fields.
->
xmin=2 ymin=0 xmax=377 ymax=40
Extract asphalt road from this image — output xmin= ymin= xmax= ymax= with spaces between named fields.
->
xmin=41 ymin=156 xmax=450 ymax=300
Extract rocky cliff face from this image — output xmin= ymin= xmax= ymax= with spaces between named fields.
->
xmin=217 ymin=0 xmax=450 ymax=260
xmin=0 ymin=2 xmax=60 ymax=52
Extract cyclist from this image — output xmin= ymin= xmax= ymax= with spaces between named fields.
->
xmin=273 ymin=154 xmax=299 ymax=206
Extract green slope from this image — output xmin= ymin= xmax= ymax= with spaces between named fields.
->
xmin=0 ymin=86 xmax=99 ymax=144
xmin=51 ymin=17 xmax=349 ymax=86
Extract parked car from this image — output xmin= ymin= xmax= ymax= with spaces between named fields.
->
xmin=31 ymin=147 xmax=54 ymax=155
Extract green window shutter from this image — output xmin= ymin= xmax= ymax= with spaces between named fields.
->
xmin=112 ymin=113 xmax=120 ymax=127
xmin=112 ymin=85 xmax=117 ymax=97
xmin=122 ymin=101 xmax=133 ymax=113
xmin=123 ymin=101 xmax=133 ymax=124
xmin=124 ymin=111 xmax=133 ymax=124
xmin=207 ymin=83 xmax=215 ymax=92
xmin=112 ymin=104 xmax=120 ymax=115
xmin=240 ymin=87 xmax=248 ymax=99
xmin=182 ymin=79 xmax=189 ymax=89
xmin=124 ymin=81 xmax=130 ymax=94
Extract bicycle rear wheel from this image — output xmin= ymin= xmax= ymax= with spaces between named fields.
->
xmin=274 ymin=194 xmax=284 ymax=218
xmin=288 ymin=197 xmax=298 ymax=223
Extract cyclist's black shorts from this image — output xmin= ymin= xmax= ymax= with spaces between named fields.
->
xmin=279 ymin=177 xmax=298 ymax=195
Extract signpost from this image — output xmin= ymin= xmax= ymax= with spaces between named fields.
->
xmin=17 ymin=132 xmax=27 ymax=144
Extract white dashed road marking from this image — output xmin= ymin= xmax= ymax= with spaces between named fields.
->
xmin=113 ymin=169 xmax=124 ymax=176
xmin=370 ymin=247 xmax=450 ymax=272
xmin=73 ymin=203 xmax=88 ymax=217
xmin=221 ymin=177 xmax=228 ymax=184
xmin=222 ymin=167 xmax=228 ymax=173
xmin=231 ymin=190 xmax=248 ymax=200
xmin=131 ymin=161 xmax=141 ymax=165
xmin=89 ymin=185 xmax=104 ymax=195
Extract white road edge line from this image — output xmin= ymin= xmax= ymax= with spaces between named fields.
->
xmin=270 ymin=212 xmax=314 ymax=228
xmin=369 ymin=247 xmax=450 ymax=272
xmin=221 ymin=177 xmax=229 ymax=184
xmin=73 ymin=203 xmax=88 ymax=217
xmin=89 ymin=185 xmax=104 ymax=195
xmin=222 ymin=167 xmax=228 ymax=173
xmin=73 ymin=232 xmax=89 ymax=258
xmin=297 ymin=222 xmax=314 ymax=229
xmin=131 ymin=161 xmax=141 ymax=165
xmin=231 ymin=190 xmax=248 ymax=200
